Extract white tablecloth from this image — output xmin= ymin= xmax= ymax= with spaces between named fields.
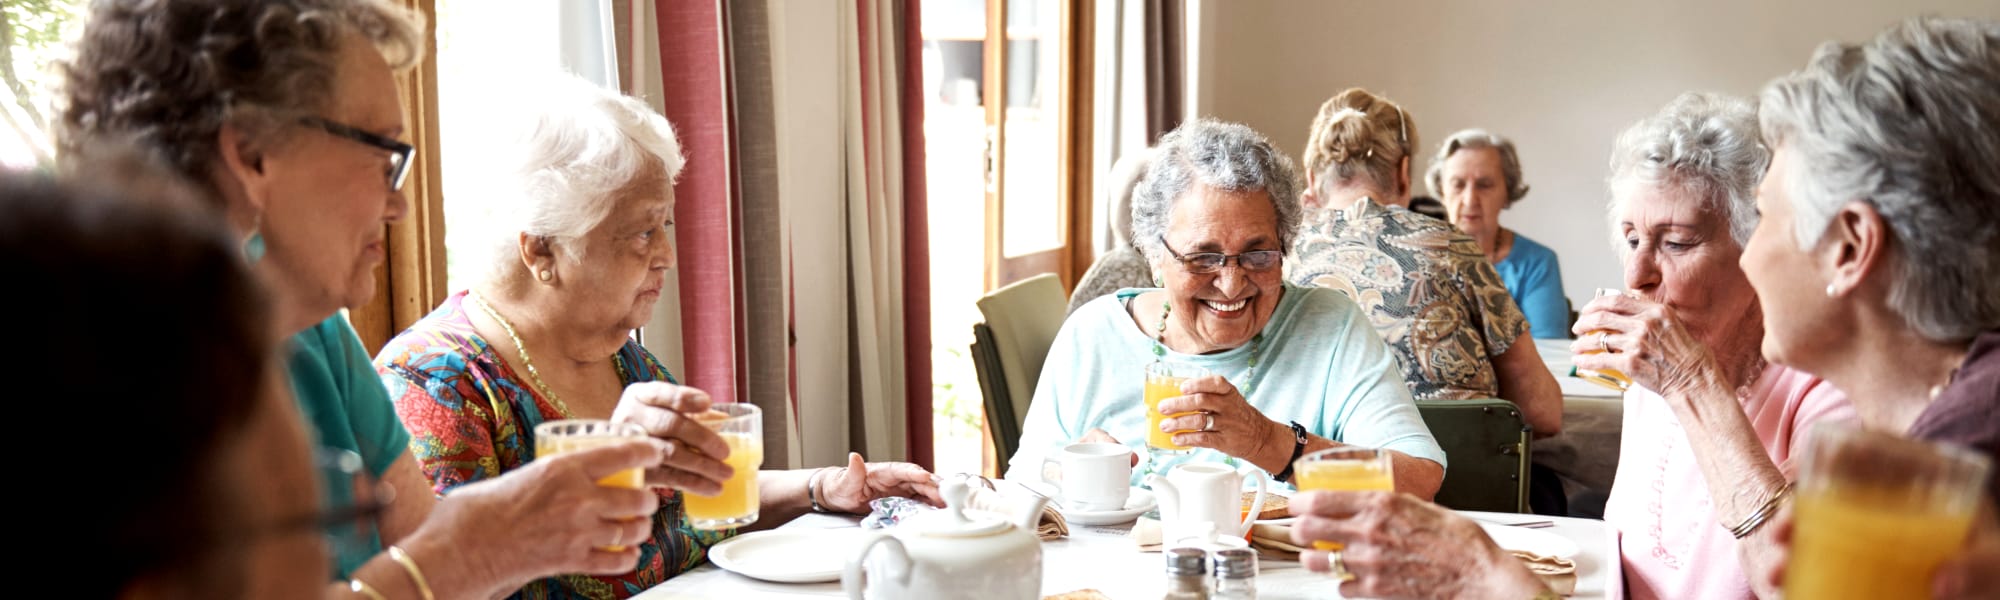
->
xmin=1533 ymin=339 xmax=1625 ymax=505
xmin=636 ymin=511 xmax=1622 ymax=599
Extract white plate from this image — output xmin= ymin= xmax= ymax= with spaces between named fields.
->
xmin=1477 ymin=521 xmax=1581 ymax=559
xmin=1054 ymin=487 xmax=1159 ymax=526
xmin=706 ymin=528 xmax=872 ymax=583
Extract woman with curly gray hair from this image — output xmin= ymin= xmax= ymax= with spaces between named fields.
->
xmin=1743 ymin=17 xmax=2000 ymax=598
xmin=1573 ymin=91 xmax=1854 ymax=600
xmin=1009 ymin=118 xmax=1446 ymax=497
xmin=59 ymin=1 xmax=683 ymax=597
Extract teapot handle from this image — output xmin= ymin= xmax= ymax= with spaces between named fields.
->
xmin=1237 ymin=465 xmax=1269 ymax=535
xmin=841 ymin=534 xmax=911 ymax=600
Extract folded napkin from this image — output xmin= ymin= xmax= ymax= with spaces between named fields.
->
xmin=967 ymin=486 xmax=1068 ymax=540
xmin=1129 ymin=517 xmax=1163 ymax=551
xmin=1248 ymin=522 xmax=1305 ymax=562
xmin=1513 ymin=551 xmax=1577 ymax=596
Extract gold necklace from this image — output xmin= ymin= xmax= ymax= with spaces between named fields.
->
xmin=468 ymin=292 xmax=576 ymax=418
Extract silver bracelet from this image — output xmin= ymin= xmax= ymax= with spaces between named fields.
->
xmin=807 ymin=467 xmax=836 ymax=513
xmin=1726 ymin=481 xmax=1793 ymax=539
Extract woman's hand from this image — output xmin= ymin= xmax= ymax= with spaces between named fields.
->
xmin=1570 ymin=293 xmax=1723 ymax=398
xmin=611 ymin=381 xmax=734 ymax=496
xmin=1290 ymin=490 xmax=1549 ymax=600
xmin=819 ymin=452 xmax=946 ymax=513
xmin=1155 ymin=375 xmax=1289 ymax=469
xmin=414 ymin=441 xmax=667 ymax=589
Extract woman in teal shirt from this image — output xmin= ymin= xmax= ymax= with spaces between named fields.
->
xmin=59 ymin=0 xmax=712 ymax=596
xmin=1427 ymin=129 xmax=1571 ymax=338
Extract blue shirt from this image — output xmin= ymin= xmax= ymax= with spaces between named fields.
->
xmin=1007 ymin=285 xmax=1446 ymax=488
xmin=1495 ymin=232 xmax=1568 ymax=339
xmin=290 ymin=314 xmax=411 ymax=578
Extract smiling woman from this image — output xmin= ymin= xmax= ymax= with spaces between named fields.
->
xmin=1009 ymin=118 xmax=1446 ymax=497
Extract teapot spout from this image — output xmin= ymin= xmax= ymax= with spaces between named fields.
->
xmin=1013 ymin=493 xmax=1049 ymax=532
xmin=1145 ymin=474 xmax=1178 ymax=521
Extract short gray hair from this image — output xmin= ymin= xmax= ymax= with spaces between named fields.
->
xmin=1758 ymin=17 xmax=2000 ymax=343
xmin=1425 ymin=129 xmax=1531 ymax=206
xmin=471 ymin=74 xmax=686 ymax=283
xmin=1132 ymin=118 xmax=1302 ymax=264
xmin=1607 ymin=92 xmax=1769 ymax=248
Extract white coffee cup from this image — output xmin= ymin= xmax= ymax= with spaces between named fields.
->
xmin=1040 ymin=442 xmax=1135 ymax=511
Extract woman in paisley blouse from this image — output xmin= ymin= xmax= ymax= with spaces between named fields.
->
xmin=1289 ymin=88 xmax=1562 ymax=437
xmin=374 ymin=75 xmax=941 ymax=599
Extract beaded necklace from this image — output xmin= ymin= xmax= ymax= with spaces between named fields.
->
xmin=1151 ymin=298 xmax=1263 ymax=396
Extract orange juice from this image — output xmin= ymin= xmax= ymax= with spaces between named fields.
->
xmin=1576 ymin=288 xmax=1634 ymax=391
xmin=1145 ymin=376 xmax=1190 ymax=452
xmin=684 ymin=432 xmax=763 ymax=528
xmin=536 ymin=431 xmax=645 ymax=551
xmin=1295 ymin=460 xmax=1395 ymax=550
xmin=1784 ymin=487 xmax=1977 ymax=599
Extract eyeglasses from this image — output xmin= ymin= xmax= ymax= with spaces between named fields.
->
xmin=1160 ymin=236 xmax=1283 ymax=274
xmin=299 ymin=116 xmax=415 ymax=191
xmin=240 ymin=448 xmax=391 ymax=557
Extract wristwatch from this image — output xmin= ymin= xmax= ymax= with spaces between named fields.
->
xmin=1272 ymin=421 xmax=1309 ymax=481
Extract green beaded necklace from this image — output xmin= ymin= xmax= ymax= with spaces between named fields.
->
xmin=1152 ymin=298 xmax=1263 ymax=397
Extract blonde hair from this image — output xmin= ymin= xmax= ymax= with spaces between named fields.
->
xmin=1302 ymin=88 xmax=1417 ymax=198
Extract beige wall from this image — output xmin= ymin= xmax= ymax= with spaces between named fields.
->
xmin=1193 ymin=0 xmax=1999 ymax=319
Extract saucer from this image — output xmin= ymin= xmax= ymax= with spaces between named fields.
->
xmin=1056 ymin=487 xmax=1158 ymax=526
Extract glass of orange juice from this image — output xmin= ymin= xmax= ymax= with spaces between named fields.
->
xmin=1785 ymin=423 xmax=1990 ymax=600
xmin=1293 ymin=446 xmax=1395 ymax=552
xmin=1144 ymin=362 xmax=1209 ymax=454
xmin=535 ymin=419 xmax=648 ymax=550
xmin=685 ymin=403 xmax=763 ymax=530
xmin=1575 ymin=288 xmax=1634 ymax=391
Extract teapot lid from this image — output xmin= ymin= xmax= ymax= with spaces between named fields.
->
xmin=908 ymin=478 xmax=1009 ymax=538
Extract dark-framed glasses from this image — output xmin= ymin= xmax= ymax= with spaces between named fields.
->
xmin=251 ymin=448 xmax=393 ymax=559
xmin=1160 ymin=235 xmax=1283 ymax=274
xmin=299 ymin=116 xmax=415 ymax=191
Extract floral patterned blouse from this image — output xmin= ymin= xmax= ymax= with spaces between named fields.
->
xmin=1289 ymin=198 xmax=1530 ymax=401
xmin=374 ymin=292 xmax=731 ymax=599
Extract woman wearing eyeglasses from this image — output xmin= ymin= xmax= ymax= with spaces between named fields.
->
xmin=1289 ymin=88 xmax=1562 ymax=438
xmin=59 ymin=1 xmax=672 ymax=598
xmin=1007 ymin=119 xmax=1446 ymax=496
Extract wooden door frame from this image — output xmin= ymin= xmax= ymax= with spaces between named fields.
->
xmin=982 ymin=0 xmax=1094 ymax=294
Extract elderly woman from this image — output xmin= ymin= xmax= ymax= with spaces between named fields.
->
xmin=1280 ymin=93 xmax=1855 ymax=600
xmin=59 ymin=1 xmax=674 ymax=597
xmin=374 ymin=74 xmax=942 ymax=598
xmin=1008 ymin=118 xmax=1446 ymax=495
xmin=1742 ymin=17 xmax=2000 ymax=596
xmin=1427 ymin=131 xmax=1569 ymax=339
xmin=1290 ymin=88 xmax=1561 ymax=434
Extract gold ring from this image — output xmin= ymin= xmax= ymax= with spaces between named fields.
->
xmin=1329 ymin=551 xmax=1354 ymax=581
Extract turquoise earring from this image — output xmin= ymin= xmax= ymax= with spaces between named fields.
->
xmin=243 ymin=232 xmax=266 ymax=262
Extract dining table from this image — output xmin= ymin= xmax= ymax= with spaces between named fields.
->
xmin=1531 ymin=338 xmax=1626 ymax=513
xmin=636 ymin=507 xmax=1623 ymax=599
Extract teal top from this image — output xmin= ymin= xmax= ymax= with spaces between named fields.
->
xmin=1006 ymin=284 xmax=1445 ymax=488
xmin=1495 ymin=232 xmax=1569 ymax=339
xmin=290 ymin=314 xmax=410 ymax=578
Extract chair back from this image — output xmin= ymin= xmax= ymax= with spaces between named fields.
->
xmin=1416 ymin=399 xmax=1532 ymax=513
xmin=972 ymin=273 xmax=1067 ymax=461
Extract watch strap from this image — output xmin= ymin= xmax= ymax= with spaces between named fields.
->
xmin=1272 ymin=421 xmax=1309 ymax=481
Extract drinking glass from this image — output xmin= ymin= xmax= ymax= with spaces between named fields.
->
xmin=684 ymin=403 xmax=764 ymax=530
xmin=1293 ymin=446 xmax=1395 ymax=551
xmin=1145 ymin=362 xmax=1209 ymax=454
xmin=1784 ymin=423 xmax=1991 ymax=599
xmin=1575 ymin=288 xmax=1634 ymax=391
xmin=535 ymin=419 xmax=648 ymax=550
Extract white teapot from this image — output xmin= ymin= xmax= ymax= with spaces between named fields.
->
xmin=841 ymin=478 xmax=1048 ymax=600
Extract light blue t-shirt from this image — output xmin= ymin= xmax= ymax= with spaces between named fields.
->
xmin=1495 ymin=232 xmax=1568 ymax=339
xmin=1006 ymin=285 xmax=1445 ymax=488
xmin=289 ymin=315 xmax=411 ymax=578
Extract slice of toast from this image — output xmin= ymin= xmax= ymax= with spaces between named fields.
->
xmin=1042 ymin=589 xmax=1113 ymax=600
xmin=1244 ymin=491 xmax=1289 ymax=520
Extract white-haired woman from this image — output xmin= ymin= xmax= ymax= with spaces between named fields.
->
xmin=1427 ymin=130 xmax=1569 ymax=339
xmin=1009 ymin=118 xmax=1447 ymax=496
xmin=1574 ymin=92 xmax=1853 ymax=599
xmin=1744 ymin=17 xmax=2000 ymax=597
xmin=375 ymin=75 xmax=942 ymax=598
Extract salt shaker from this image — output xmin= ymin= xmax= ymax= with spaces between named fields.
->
xmin=1163 ymin=547 xmax=1210 ymax=600
xmin=1211 ymin=548 xmax=1258 ymax=599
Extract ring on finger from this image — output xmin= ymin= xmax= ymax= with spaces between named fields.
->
xmin=1329 ymin=551 xmax=1354 ymax=582
xmin=1203 ymin=413 xmax=1217 ymax=432
xmin=1598 ymin=331 xmax=1611 ymax=354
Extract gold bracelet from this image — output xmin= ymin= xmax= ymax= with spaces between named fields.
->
xmin=349 ymin=578 xmax=388 ymax=600
xmin=388 ymin=545 xmax=437 ymax=600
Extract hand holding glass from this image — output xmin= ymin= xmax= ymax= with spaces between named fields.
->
xmin=683 ymin=403 xmax=763 ymax=530
xmin=1293 ymin=446 xmax=1395 ymax=551
xmin=535 ymin=419 xmax=648 ymax=551
xmin=1784 ymin=424 xmax=1990 ymax=600
xmin=1145 ymin=362 xmax=1209 ymax=454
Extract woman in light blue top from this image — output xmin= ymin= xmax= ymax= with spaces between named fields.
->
xmin=1428 ymin=129 xmax=1570 ymax=338
xmin=1007 ymin=119 xmax=1446 ymax=496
